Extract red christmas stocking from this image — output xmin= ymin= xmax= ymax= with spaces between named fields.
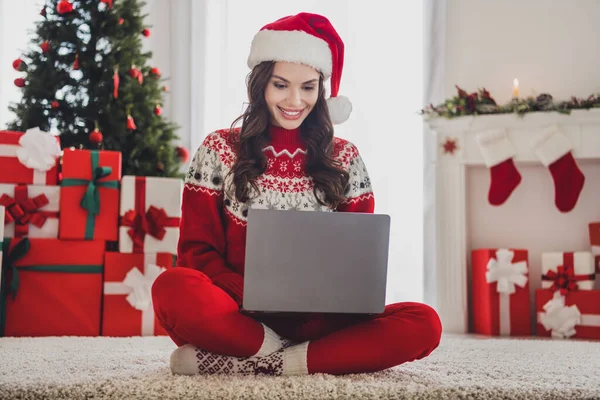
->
xmin=531 ymin=126 xmax=585 ymax=213
xmin=476 ymin=129 xmax=522 ymax=206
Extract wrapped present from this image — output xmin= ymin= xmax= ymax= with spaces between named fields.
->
xmin=0 ymin=238 xmax=104 ymax=337
xmin=0 ymin=128 xmax=60 ymax=185
xmin=589 ymin=222 xmax=600 ymax=274
xmin=119 ymin=176 xmax=182 ymax=254
xmin=59 ymin=149 xmax=121 ymax=240
xmin=471 ymin=248 xmax=531 ymax=336
xmin=0 ymin=184 xmax=59 ymax=238
xmin=536 ymin=289 xmax=600 ymax=340
xmin=541 ymin=252 xmax=595 ymax=293
xmin=103 ymin=252 xmax=174 ymax=336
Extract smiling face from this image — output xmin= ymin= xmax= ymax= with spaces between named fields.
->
xmin=263 ymin=62 xmax=321 ymax=130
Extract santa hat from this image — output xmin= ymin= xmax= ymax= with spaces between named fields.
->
xmin=247 ymin=12 xmax=352 ymax=125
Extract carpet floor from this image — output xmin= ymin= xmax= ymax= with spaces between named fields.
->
xmin=0 ymin=333 xmax=599 ymax=400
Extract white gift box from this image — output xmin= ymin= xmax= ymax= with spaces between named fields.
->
xmin=0 ymin=184 xmax=60 ymax=238
xmin=541 ymin=252 xmax=595 ymax=291
xmin=119 ymin=176 xmax=182 ymax=254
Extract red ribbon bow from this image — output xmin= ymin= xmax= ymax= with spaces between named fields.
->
xmin=544 ymin=265 xmax=579 ymax=295
xmin=0 ymin=186 xmax=53 ymax=237
xmin=122 ymin=205 xmax=177 ymax=250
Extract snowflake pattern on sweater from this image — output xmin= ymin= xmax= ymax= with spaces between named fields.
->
xmin=185 ymin=129 xmax=373 ymax=225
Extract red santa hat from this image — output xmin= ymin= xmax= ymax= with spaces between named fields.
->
xmin=247 ymin=12 xmax=352 ymax=125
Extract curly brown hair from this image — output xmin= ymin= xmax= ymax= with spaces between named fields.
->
xmin=227 ymin=61 xmax=349 ymax=209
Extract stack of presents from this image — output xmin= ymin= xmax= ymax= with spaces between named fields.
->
xmin=472 ymin=226 xmax=600 ymax=340
xmin=0 ymin=128 xmax=182 ymax=337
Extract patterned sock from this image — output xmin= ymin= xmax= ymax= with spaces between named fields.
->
xmin=170 ymin=323 xmax=293 ymax=375
xmin=171 ymin=341 xmax=309 ymax=376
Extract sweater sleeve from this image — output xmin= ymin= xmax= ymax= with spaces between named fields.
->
xmin=336 ymin=143 xmax=375 ymax=213
xmin=177 ymin=132 xmax=244 ymax=305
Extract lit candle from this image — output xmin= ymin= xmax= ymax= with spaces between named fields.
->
xmin=513 ymin=78 xmax=519 ymax=98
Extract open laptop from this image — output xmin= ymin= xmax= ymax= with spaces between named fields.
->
xmin=242 ymin=209 xmax=391 ymax=314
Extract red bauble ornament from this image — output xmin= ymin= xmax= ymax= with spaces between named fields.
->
xmin=128 ymin=67 xmax=143 ymax=84
xmin=162 ymin=85 xmax=168 ymax=92
xmin=150 ymin=67 xmax=161 ymax=77
xmin=51 ymin=100 xmax=59 ymax=109
xmin=73 ymin=54 xmax=79 ymax=70
xmin=14 ymin=78 xmax=26 ymax=88
xmin=127 ymin=115 xmax=137 ymax=130
xmin=154 ymin=105 xmax=162 ymax=116
xmin=40 ymin=41 xmax=50 ymax=54
xmin=100 ymin=0 xmax=113 ymax=9
xmin=118 ymin=17 xmax=124 ymax=25
xmin=176 ymin=146 xmax=190 ymax=163
xmin=89 ymin=129 xmax=103 ymax=144
xmin=113 ymin=67 xmax=120 ymax=99
xmin=12 ymin=58 xmax=27 ymax=72
xmin=57 ymin=0 xmax=73 ymax=14
xmin=141 ymin=28 xmax=151 ymax=37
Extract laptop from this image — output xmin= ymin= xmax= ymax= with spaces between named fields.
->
xmin=242 ymin=209 xmax=391 ymax=314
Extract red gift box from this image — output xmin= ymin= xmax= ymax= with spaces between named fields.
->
xmin=102 ymin=252 xmax=174 ymax=336
xmin=589 ymin=222 xmax=600 ymax=274
xmin=59 ymin=149 xmax=121 ymax=240
xmin=0 ymin=130 xmax=60 ymax=185
xmin=0 ymin=238 xmax=104 ymax=337
xmin=536 ymin=289 xmax=600 ymax=340
xmin=472 ymin=248 xmax=531 ymax=336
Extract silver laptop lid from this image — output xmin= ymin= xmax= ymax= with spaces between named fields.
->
xmin=243 ymin=209 xmax=390 ymax=314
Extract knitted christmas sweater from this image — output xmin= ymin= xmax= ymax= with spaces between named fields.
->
xmin=179 ymin=125 xmax=375 ymax=305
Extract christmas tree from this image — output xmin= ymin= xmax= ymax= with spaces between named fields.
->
xmin=7 ymin=0 xmax=189 ymax=177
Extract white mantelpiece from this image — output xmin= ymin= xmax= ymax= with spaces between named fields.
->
xmin=425 ymin=109 xmax=600 ymax=333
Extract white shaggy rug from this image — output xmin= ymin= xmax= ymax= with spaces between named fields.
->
xmin=1 ymin=333 xmax=599 ymax=400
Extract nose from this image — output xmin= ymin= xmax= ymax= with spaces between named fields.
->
xmin=288 ymin=88 xmax=303 ymax=107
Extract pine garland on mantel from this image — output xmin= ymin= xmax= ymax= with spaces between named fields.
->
xmin=420 ymin=85 xmax=600 ymax=119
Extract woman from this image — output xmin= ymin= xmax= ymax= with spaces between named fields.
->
xmin=152 ymin=12 xmax=442 ymax=376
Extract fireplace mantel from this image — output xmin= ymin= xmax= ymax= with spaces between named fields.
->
xmin=425 ymin=109 xmax=600 ymax=333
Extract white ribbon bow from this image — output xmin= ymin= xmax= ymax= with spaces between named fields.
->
xmin=540 ymin=292 xmax=581 ymax=339
xmin=16 ymin=127 xmax=61 ymax=171
xmin=486 ymin=249 xmax=528 ymax=294
xmin=123 ymin=264 xmax=166 ymax=311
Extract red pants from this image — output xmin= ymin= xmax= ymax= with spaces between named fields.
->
xmin=152 ymin=267 xmax=442 ymax=375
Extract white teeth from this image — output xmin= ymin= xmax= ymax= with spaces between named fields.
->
xmin=280 ymin=108 xmax=301 ymax=116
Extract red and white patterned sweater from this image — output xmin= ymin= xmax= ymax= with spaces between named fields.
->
xmin=178 ymin=125 xmax=375 ymax=305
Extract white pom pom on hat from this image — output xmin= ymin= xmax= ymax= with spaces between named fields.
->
xmin=247 ymin=12 xmax=352 ymax=124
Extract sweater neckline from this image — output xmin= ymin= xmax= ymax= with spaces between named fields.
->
xmin=268 ymin=125 xmax=303 ymax=148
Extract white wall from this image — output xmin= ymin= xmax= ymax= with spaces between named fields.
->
xmin=446 ymin=0 xmax=600 ymax=104
xmin=445 ymin=0 xmax=600 ymax=331
xmin=142 ymin=0 xmax=192 ymax=153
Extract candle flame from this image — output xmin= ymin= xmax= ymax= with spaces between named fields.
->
xmin=513 ymin=78 xmax=519 ymax=87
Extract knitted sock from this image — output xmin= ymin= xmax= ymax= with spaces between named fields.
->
xmin=531 ymin=126 xmax=585 ymax=213
xmin=170 ymin=322 xmax=291 ymax=375
xmin=171 ymin=340 xmax=308 ymax=376
xmin=475 ymin=129 xmax=521 ymax=206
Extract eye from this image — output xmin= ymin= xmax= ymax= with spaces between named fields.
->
xmin=303 ymin=86 xmax=315 ymax=92
xmin=274 ymin=82 xmax=286 ymax=89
